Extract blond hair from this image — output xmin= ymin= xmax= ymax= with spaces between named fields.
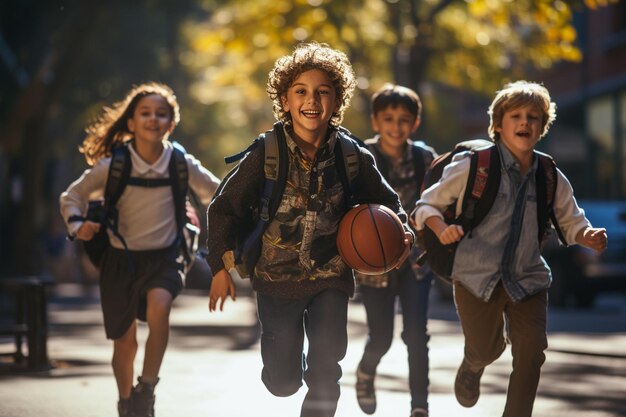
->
xmin=488 ymin=80 xmax=556 ymax=141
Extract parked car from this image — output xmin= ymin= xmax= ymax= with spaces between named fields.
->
xmin=543 ymin=200 xmax=626 ymax=308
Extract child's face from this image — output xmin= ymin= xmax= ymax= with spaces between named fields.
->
xmin=281 ymin=69 xmax=339 ymax=142
xmin=371 ymin=105 xmax=419 ymax=151
xmin=127 ymin=94 xmax=175 ymax=146
xmin=496 ymin=104 xmax=543 ymax=157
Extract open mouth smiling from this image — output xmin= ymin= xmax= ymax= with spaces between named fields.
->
xmin=302 ymin=110 xmax=321 ymax=118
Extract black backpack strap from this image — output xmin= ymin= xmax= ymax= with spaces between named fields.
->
xmin=105 ymin=145 xmax=132 ymax=209
xmin=536 ymin=152 xmax=567 ymax=245
xmin=366 ymin=139 xmax=389 ymax=179
xmin=410 ymin=142 xmax=431 ymax=193
xmin=102 ymin=144 xmax=133 ymax=268
xmin=169 ymin=142 xmax=191 ymax=262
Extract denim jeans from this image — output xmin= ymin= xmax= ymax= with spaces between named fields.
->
xmin=257 ymin=289 xmax=349 ymax=417
xmin=358 ymin=264 xmax=432 ymax=411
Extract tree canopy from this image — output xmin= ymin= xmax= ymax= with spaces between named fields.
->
xmin=0 ymin=0 xmax=616 ymax=275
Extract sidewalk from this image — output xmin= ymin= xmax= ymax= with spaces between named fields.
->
xmin=1 ymin=283 xmax=625 ymax=417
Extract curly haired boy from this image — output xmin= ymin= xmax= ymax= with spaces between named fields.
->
xmin=207 ymin=42 xmax=413 ymax=417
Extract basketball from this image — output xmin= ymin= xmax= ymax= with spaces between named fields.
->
xmin=337 ymin=204 xmax=406 ymax=275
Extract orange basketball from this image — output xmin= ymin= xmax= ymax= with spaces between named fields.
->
xmin=337 ymin=204 xmax=406 ymax=275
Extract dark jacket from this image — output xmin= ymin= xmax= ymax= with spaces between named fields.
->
xmin=207 ymin=124 xmax=409 ymax=299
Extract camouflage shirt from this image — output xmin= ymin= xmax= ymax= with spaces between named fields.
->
xmin=207 ymin=125 xmax=408 ymax=299
xmin=355 ymin=136 xmax=436 ymax=288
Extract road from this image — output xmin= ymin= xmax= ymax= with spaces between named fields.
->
xmin=0 ymin=282 xmax=625 ymax=417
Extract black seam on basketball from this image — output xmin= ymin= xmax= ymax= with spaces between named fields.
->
xmin=368 ymin=205 xmax=387 ymax=268
xmin=350 ymin=206 xmax=383 ymax=269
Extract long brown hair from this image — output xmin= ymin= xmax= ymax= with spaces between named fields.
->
xmin=79 ymin=82 xmax=180 ymax=166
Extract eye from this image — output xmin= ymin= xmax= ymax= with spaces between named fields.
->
xmin=295 ymin=88 xmax=306 ymax=95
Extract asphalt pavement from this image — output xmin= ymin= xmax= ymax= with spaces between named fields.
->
xmin=1 ymin=282 xmax=625 ymax=417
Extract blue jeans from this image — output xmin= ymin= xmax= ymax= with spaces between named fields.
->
xmin=257 ymin=289 xmax=349 ymax=417
xmin=358 ymin=265 xmax=432 ymax=411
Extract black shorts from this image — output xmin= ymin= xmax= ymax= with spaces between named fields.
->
xmin=99 ymin=245 xmax=184 ymax=339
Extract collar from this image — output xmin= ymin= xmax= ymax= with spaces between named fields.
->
xmin=370 ymin=135 xmax=410 ymax=162
xmin=496 ymin=141 xmax=538 ymax=175
xmin=283 ymin=123 xmax=337 ymax=156
xmin=127 ymin=140 xmax=173 ymax=175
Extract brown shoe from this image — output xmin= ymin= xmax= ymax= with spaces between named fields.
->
xmin=454 ymin=359 xmax=484 ymax=408
xmin=131 ymin=377 xmax=158 ymax=417
xmin=356 ymin=366 xmax=376 ymax=415
xmin=118 ymin=398 xmax=132 ymax=417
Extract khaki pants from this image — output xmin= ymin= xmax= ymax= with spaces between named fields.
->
xmin=453 ymin=282 xmax=548 ymax=417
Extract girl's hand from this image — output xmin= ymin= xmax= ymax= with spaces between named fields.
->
xmin=76 ymin=221 xmax=101 ymax=241
xmin=394 ymin=231 xmax=414 ymax=269
xmin=209 ymin=269 xmax=236 ymax=312
xmin=185 ymin=201 xmax=200 ymax=227
xmin=577 ymin=227 xmax=608 ymax=253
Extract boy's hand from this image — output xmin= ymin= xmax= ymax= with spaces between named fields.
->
xmin=394 ymin=231 xmax=414 ymax=269
xmin=576 ymin=227 xmax=608 ymax=253
xmin=425 ymin=216 xmax=464 ymax=245
xmin=439 ymin=224 xmax=464 ymax=245
xmin=209 ymin=269 xmax=236 ymax=312
xmin=76 ymin=221 xmax=101 ymax=241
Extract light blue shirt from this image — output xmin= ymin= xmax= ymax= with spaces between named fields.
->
xmin=414 ymin=142 xmax=590 ymax=302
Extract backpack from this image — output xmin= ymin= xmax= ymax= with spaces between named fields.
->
xmin=219 ymin=121 xmax=361 ymax=278
xmin=415 ymin=139 xmax=567 ymax=283
xmin=68 ymin=141 xmax=199 ymax=273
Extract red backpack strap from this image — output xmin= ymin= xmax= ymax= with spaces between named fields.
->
xmin=459 ymin=145 xmax=500 ymax=232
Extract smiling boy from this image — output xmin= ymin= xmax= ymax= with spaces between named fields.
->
xmin=207 ymin=43 xmax=413 ymax=417
xmin=413 ymin=80 xmax=607 ymax=417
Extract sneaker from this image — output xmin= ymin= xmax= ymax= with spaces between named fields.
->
xmin=131 ymin=377 xmax=158 ymax=417
xmin=454 ymin=358 xmax=484 ymax=408
xmin=118 ymin=398 xmax=132 ymax=417
xmin=410 ymin=408 xmax=428 ymax=417
xmin=356 ymin=366 xmax=376 ymax=414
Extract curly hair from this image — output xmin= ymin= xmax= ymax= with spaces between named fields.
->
xmin=79 ymin=82 xmax=180 ymax=166
xmin=267 ymin=42 xmax=356 ymax=127
xmin=488 ymin=80 xmax=557 ymax=142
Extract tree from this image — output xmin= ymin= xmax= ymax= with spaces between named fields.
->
xmin=183 ymin=0 xmax=613 ymax=145
xmin=0 ymin=0 xmax=202 ymax=276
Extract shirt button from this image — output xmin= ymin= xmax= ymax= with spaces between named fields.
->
xmin=311 ymin=194 xmax=317 ymax=199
